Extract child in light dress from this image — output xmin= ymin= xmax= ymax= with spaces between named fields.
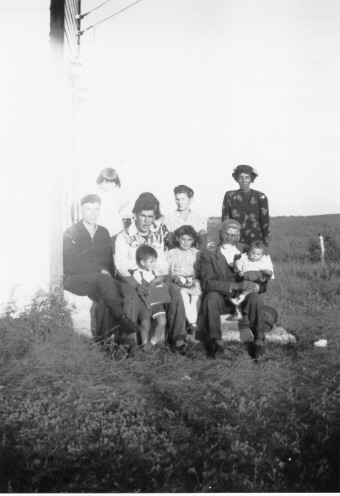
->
xmin=95 ymin=168 xmax=129 ymax=237
xmin=231 ymin=240 xmax=274 ymax=318
xmin=133 ymin=245 xmax=167 ymax=347
xmin=167 ymin=225 xmax=202 ymax=334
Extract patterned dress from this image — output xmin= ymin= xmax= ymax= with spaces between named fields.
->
xmin=167 ymin=247 xmax=202 ymax=296
xmin=221 ymin=189 xmax=270 ymax=246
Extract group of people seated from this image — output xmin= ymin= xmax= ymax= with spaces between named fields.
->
xmin=63 ymin=164 xmax=277 ymax=359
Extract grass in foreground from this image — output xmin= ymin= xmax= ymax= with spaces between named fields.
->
xmin=0 ymin=264 xmax=340 ymax=492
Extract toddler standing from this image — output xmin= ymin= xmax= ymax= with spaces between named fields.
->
xmin=231 ymin=240 xmax=274 ymax=318
xmin=167 ymin=225 xmax=202 ymax=334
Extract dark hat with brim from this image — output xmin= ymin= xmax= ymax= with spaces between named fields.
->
xmin=232 ymin=164 xmax=258 ymax=181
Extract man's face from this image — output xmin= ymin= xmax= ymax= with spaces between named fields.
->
xmin=141 ymin=256 xmax=157 ymax=272
xmin=237 ymin=173 xmax=252 ymax=190
xmin=248 ymin=248 xmax=264 ymax=262
xmin=220 ymin=227 xmax=239 ymax=246
xmin=135 ymin=210 xmax=155 ymax=234
xmin=175 ymin=193 xmax=191 ymax=211
xmin=82 ymin=202 xmax=100 ymax=224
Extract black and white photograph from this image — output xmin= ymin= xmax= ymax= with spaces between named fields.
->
xmin=0 ymin=0 xmax=339 ymax=492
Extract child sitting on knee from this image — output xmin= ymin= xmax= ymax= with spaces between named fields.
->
xmin=230 ymin=240 xmax=274 ymax=319
xmin=133 ymin=245 xmax=167 ymax=347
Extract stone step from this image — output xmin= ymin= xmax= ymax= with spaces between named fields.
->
xmin=63 ymin=291 xmax=97 ymax=337
xmin=220 ymin=314 xmax=296 ymax=344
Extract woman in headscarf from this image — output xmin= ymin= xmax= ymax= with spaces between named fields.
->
xmin=221 ymin=165 xmax=270 ymax=246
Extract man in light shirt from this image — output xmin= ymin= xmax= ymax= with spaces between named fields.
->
xmin=163 ymin=185 xmax=207 ymax=249
xmin=199 ymin=219 xmax=277 ymax=359
xmin=115 ymin=193 xmax=188 ymax=351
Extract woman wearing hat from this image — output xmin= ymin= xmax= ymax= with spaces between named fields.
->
xmin=221 ymin=165 xmax=270 ymax=246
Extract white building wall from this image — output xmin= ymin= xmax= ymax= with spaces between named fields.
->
xmin=0 ymin=1 xmax=68 ymax=313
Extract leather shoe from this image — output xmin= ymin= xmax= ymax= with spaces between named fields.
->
xmin=118 ymin=315 xmax=142 ymax=335
xmin=211 ymin=339 xmax=229 ymax=359
xmin=253 ymin=340 xmax=266 ymax=359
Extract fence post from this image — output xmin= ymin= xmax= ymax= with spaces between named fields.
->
xmin=318 ymin=233 xmax=325 ymax=269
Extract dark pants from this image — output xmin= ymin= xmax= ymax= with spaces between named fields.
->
xmin=165 ymin=283 xmax=187 ymax=344
xmin=136 ymin=283 xmax=187 ymax=344
xmin=64 ymin=273 xmax=187 ymax=344
xmin=200 ymin=291 xmax=277 ymax=343
xmin=64 ymin=272 xmax=125 ymax=318
xmin=64 ymin=273 xmax=141 ymax=339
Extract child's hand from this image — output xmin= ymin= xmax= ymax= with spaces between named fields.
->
xmin=150 ymin=276 xmax=165 ymax=287
xmin=262 ymin=269 xmax=273 ymax=276
xmin=137 ymin=285 xmax=150 ymax=296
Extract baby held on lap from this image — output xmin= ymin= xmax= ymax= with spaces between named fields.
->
xmin=230 ymin=240 xmax=274 ymax=319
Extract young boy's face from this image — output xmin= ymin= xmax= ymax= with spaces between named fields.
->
xmin=175 ymin=193 xmax=191 ymax=211
xmin=178 ymin=234 xmax=195 ymax=251
xmin=141 ymin=256 xmax=157 ymax=271
xmin=248 ymin=248 xmax=264 ymax=262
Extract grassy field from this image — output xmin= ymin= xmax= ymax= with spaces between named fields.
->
xmin=0 ymin=215 xmax=339 ymax=492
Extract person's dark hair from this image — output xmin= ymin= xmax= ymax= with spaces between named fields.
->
xmin=136 ymin=245 xmax=158 ymax=265
xmin=96 ymin=167 xmax=121 ymax=187
xmin=174 ymin=185 xmax=194 ymax=198
xmin=132 ymin=192 xmax=162 ymax=219
xmin=81 ymin=194 xmax=101 ymax=206
xmin=248 ymin=240 xmax=266 ymax=254
xmin=174 ymin=225 xmax=198 ymax=247
xmin=232 ymin=165 xmax=258 ymax=183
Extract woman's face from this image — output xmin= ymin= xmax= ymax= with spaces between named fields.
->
xmin=135 ymin=210 xmax=155 ymax=234
xmin=178 ymin=234 xmax=195 ymax=251
xmin=175 ymin=193 xmax=191 ymax=211
xmin=236 ymin=173 xmax=252 ymax=191
xmin=100 ymin=180 xmax=117 ymax=192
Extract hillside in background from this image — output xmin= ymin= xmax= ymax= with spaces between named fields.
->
xmin=208 ymin=214 xmax=340 ymax=261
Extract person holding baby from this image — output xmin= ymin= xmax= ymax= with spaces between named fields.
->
xmin=199 ymin=219 xmax=277 ymax=359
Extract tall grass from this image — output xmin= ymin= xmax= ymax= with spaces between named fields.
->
xmin=1 ymin=259 xmax=339 ymax=492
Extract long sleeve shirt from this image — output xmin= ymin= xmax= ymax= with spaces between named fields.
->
xmin=114 ymin=221 xmax=168 ymax=278
xmin=221 ymin=188 xmax=270 ymax=245
xmin=63 ymin=220 xmax=114 ymax=277
xmin=200 ymin=245 xmax=268 ymax=297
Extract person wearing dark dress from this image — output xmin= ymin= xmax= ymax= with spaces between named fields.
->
xmin=221 ymin=165 xmax=270 ymax=246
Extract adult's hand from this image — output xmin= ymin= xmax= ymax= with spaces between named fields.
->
xmin=136 ymin=285 xmax=150 ymax=296
xmin=241 ymin=281 xmax=260 ymax=293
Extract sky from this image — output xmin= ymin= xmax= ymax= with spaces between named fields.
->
xmin=77 ymin=0 xmax=340 ymax=218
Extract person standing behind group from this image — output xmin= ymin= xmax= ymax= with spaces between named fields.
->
xmin=221 ymin=165 xmax=270 ymax=246
xmin=163 ymin=185 xmax=207 ymax=249
xmin=95 ymin=167 xmax=129 ymax=237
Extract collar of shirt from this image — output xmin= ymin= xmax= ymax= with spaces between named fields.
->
xmin=82 ymin=220 xmax=98 ymax=240
xmin=127 ymin=222 xmax=159 ymax=246
xmin=220 ymin=244 xmax=241 ymax=265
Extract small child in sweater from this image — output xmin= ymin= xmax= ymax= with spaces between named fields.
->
xmin=133 ymin=245 xmax=167 ymax=347
xmin=167 ymin=225 xmax=202 ymax=334
xmin=231 ymin=240 xmax=274 ymax=318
